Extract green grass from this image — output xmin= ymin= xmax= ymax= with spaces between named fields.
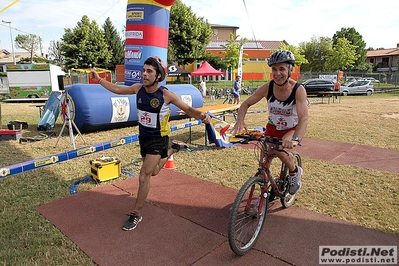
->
xmin=0 ymin=92 xmax=399 ymax=265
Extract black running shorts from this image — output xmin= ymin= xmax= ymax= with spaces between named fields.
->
xmin=139 ymin=136 xmax=169 ymax=159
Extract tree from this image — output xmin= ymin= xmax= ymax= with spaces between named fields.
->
xmin=102 ymin=17 xmax=124 ymax=70
xmin=48 ymin=40 xmax=64 ymax=67
xmin=168 ymin=0 xmax=212 ymax=65
xmin=14 ymin=33 xmax=40 ymax=63
xmin=299 ymin=36 xmax=332 ymax=72
xmin=204 ymin=52 xmax=226 ymax=70
xmin=218 ymin=33 xmax=247 ymax=77
xmin=325 ymin=38 xmax=358 ymax=71
xmin=332 ymin=27 xmax=367 ymax=71
xmin=61 ymin=15 xmax=112 ymax=70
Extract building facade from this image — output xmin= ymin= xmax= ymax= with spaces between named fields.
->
xmin=200 ymin=24 xmax=300 ymax=81
xmin=366 ymin=44 xmax=399 ymax=73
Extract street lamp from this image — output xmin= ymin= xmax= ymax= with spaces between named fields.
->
xmin=2 ymin=20 xmax=16 ymax=65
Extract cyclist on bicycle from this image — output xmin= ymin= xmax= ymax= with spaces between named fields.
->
xmin=231 ymin=50 xmax=308 ymax=195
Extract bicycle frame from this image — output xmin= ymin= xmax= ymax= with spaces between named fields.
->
xmin=228 ymin=136 xmax=302 ymax=255
xmin=251 ymin=139 xmax=289 ymax=213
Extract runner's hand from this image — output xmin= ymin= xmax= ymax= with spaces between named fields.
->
xmin=89 ymin=70 xmax=100 ymax=82
xmin=231 ymin=121 xmax=246 ymax=136
xmin=201 ymin=112 xmax=211 ymax=124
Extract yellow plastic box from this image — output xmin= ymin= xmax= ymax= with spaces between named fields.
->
xmin=90 ymin=156 xmax=121 ymax=182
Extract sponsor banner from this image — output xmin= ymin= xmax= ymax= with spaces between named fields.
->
xmin=237 ymin=45 xmax=244 ymax=85
xmin=126 ymin=4 xmax=170 ymax=27
xmin=124 ymin=64 xmax=143 ymax=86
xmin=111 ymin=97 xmax=130 ymax=123
xmin=319 ymin=246 xmax=397 ymax=265
xmin=126 ymin=30 xmax=144 ymax=40
xmin=125 ymin=45 xmax=146 ymax=64
xmin=126 ymin=8 xmax=145 ymax=21
xmin=124 ymin=45 xmax=167 ymax=85
xmin=124 ymin=45 xmax=166 ymax=65
xmin=125 ymin=24 xmax=169 ymax=48
xmin=180 ymin=94 xmax=193 ymax=107
xmin=6 ymin=64 xmax=50 ymax=71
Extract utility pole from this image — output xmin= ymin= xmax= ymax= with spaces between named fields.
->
xmin=2 ymin=20 xmax=16 ymax=65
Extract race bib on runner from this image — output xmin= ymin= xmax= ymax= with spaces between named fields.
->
xmin=138 ymin=109 xmax=157 ymax=128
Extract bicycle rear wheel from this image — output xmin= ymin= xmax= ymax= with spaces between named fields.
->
xmin=228 ymin=176 xmax=268 ymax=255
xmin=281 ymin=151 xmax=302 ymax=208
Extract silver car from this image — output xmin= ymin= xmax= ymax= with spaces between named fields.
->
xmin=363 ymin=77 xmax=380 ymax=83
xmin=340 ymin=80 xmax=374 ymax=96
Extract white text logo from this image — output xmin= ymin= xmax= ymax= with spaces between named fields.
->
xmin=126 ymin=30 xmax=144 ymax=39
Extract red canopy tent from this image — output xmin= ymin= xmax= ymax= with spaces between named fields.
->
xmin=190 ymin=61 xmax=225 ymax=76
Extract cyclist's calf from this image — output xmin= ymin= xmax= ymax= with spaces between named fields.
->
xmin=273 ymin=149 xmax=297 ymax=172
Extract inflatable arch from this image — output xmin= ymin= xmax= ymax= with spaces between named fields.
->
xmin=55 ymin=0 xmax=206 ymax=133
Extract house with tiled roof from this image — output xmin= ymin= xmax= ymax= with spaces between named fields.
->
xmin=210 ymin=24 xmax=239 ymax=42
xmin=201 ymin=25 xmax=300 ymax=81
xmin=366 ymin=44 xmax=399 ymax=72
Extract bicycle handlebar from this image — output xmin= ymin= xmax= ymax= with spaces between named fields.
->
xmin=234 ymin=134 xmax=286 ymax=152
xmin=262 ymin=136 xmax=284 ymax=151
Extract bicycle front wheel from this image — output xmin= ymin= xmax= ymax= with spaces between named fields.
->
xmin=228 ymin=176 xmax=268 ymax=256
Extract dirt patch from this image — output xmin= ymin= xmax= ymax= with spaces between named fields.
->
xmin=382 ymin=113 xmax=399 ymax=119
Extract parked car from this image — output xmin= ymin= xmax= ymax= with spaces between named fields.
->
xmin=345 ymin=76 xmax=358 ymax=82
xmin=340 ymin=80 xmax=374 ymax=96
xmin=362 ymin=77 xmax=380 ymax=83
xmin=302 ymin=78 xmax=335 ymax=96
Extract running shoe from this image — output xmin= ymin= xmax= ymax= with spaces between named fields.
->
xmin=288 ymin=166 xmax=303 ymax=195
xmin=122 ymin=212 xmax=142 ymax=231
xmin=171 ymin=140 xmax=188 ymax=153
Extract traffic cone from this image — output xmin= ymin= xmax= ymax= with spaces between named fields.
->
xmin=164 ymin=155 xmax=176 ymax=169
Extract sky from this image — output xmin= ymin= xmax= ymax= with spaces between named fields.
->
xmin=1 ymin=0 xmax=398 ymax=56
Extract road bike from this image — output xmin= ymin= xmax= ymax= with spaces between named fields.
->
xmin=227 ymin=136 xmax=302 ymax=255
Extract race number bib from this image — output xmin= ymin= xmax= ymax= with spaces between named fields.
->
xmin=138 ymin=109 xmax=157 ymax=128
xmin=275 ymin=116 xmax=295 ymax=130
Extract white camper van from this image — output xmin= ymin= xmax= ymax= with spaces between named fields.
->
xmin=6 ymin=63 xmax=65 ymax=98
